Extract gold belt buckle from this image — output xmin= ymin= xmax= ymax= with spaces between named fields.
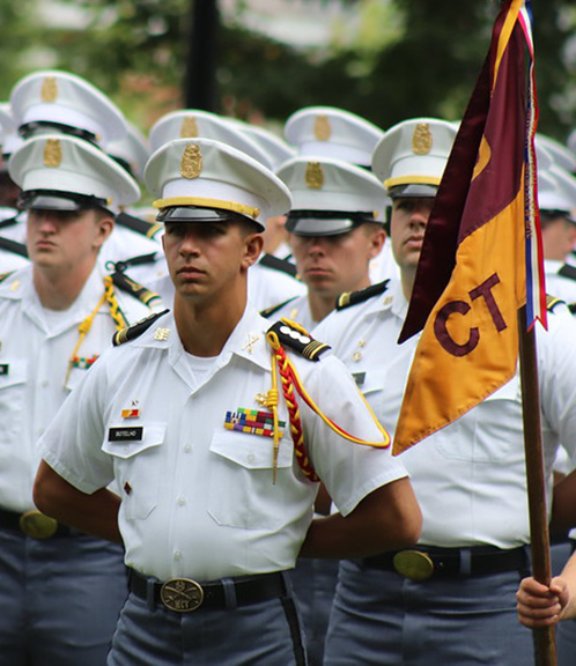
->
xmin=19 ymin=510 xmax=58 ymax=539
xmin=160 ymin=578 xmax=204 ymax=612
xmin=393 ymin=550 xmax=434 ymax=581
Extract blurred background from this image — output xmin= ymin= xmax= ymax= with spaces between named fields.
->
xmin=0 ymin=0 xmax=574 ymax=139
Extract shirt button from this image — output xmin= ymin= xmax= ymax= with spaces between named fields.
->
xmin=177 ymin=497 xmax=186 ymax=506
xmin=184 ymin=444 xmax=192 ymax=453
xmin=174 ymin=550 xmax=182 ymax=561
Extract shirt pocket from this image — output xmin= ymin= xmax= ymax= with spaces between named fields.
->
xmin=435 ymin=376 xmax=521 ymax=463
xmin=0 ymin=359 xmax=27 ymax=448
xmin=101 ymin=423 xmax=166 ymax=520
xmin=207 ymin=430 xmax=294 ymax=530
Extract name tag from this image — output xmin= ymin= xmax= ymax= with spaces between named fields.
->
xmin=108 ymin=427 xmax=143 ymax=442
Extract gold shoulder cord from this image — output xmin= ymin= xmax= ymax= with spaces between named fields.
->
xmin=64 ymin=277 xmax=128 ymax=386
xmin=263 ymin=328 xmax=390 ymax=483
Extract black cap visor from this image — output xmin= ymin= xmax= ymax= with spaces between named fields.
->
xmin=157 ymin=206 xmax=253 ymax=225
xmin=18 ymin=189 xmax=110 ymax=212
xmin=388 ymin=183 xmax=438 ymax=200
xmin=286 ymin=210 xmax=380 ymax=237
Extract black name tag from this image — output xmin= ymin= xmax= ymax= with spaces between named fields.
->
xmin=109 ymin=427 xmax=143 ymax=442
xmin=0 ymin=364 xmax=9 ymax=376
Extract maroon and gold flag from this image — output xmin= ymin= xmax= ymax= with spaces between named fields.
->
xmin=393 ymin=0 xmax=543 ymax=455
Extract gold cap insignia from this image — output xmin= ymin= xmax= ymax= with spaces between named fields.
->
xmin=314 ymin=115 xmax=331 ymax=141
xmin=412 ymin=123 xmax=433 ymax=155
xmin=305 ymin=161 xmax=324 ymax=189
xmin=180 ymin=144 xmax=202 ymax=179
xmin=180 ymin=116 xmax=199 ymax=138
xmin=43 ymin=139 xmax=62 ymax=168
xmin=41 ymin=76 xmax=58 ymax=103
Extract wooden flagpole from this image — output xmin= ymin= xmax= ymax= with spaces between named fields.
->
xmin=517 ymin=306 xmax=557 ymax=666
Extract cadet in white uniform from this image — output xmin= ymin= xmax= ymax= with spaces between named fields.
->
xmin=315 ymin=118 xmax=576 ymax=666
xmin=0 ymin=132 xmax=156 ymax=665
xmin=33 ymin=137 xmax=421 ymax=666
xmin=148 ymin=109 xmax=306 ymax=310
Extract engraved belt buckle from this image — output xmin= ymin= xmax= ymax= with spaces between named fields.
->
xmin=160 ymin=578 xmax=204 ymax=612
xmin=19 ymin=510 xmax=58 ymax=539
xmin=393 ymin=550 xmax=434 ymax=581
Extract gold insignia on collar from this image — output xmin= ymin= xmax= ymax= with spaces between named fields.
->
xmin=314 ymin=115 xmax=331 ymax=141
xmin=352 ymin=351 xmax=362 ymax=362
xmin=9 ymin=280 xmax=21 ymax=291
xmin=243 ymin=333 xmax=260 ymax=354
xmin=180 ymin=144 xmax=202 ymax=179
xmin=412 ymin=123 xmax=433 ymax=155
xmin=383 ymin=295 xmax=393 ymax=306
xmin=305 ymin=161 xmax=324 ymax=189
xmin=153 ymin=327 xmax=171 ymax=341
xmin=41 ymin=76 xmax=58 ymax=102
xmin=44 ymin=139 xmax=62 ymax=168
xmin=180 ymin=116 xmax=198 ymax=138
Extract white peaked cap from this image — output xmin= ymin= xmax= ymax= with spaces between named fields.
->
xmin=0 ymin=103 xmax=24 ymax=156
xmin=277 ymin=155 xmax=386 ymax=220
xmin=535 ymin=133 xmax=576 ymax=173
xmin=10 ymin=70 xmax=127 ymax=148
xmin=227 ymin=120 xmax=296 ymax=170
xmin=107 ymin=121 xmax=150 ymax=181
xmin=144 ymin=138 xmax=292 ymax=231
xmin=9 ymin=133 xmax=140 ymax=210
xmin=149 ymin=109 xmax=270 ymax=167
xmin=284 ymin=106 xmax=384 ymax=167
xmin=538 ymin=164 xmax=576 ymax=215
xmin=372 ymin=118 xmax=457 ymax=192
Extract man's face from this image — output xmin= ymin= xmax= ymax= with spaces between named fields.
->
xmin=290 ymin=223 xmax=385 ymax=298
xmin=162 ymin=219 xmax=262 ymax=302
xmin=26 ymin=208 xmax=112 ymax=271
xmin=390 ymin=197 xmax=435 ymax=272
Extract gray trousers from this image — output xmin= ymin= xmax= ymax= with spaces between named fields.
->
xmin=0 ymin=527 xmax=128 ymax=666
xmin=324 ymin=557 xmax=534 ymax=666
xmin=108 ymin=589 xmax=307 ymax=665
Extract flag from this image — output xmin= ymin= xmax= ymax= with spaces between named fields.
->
xmin=393 ymin=0 xmax=545 ymax=455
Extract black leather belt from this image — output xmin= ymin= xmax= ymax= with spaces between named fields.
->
xmin=362 ymin=545 xmax=528 ymax=581
xmin=129 ymin=569 xmax=288 ymax=613
xmin=0 ymin=507 xmax=80 ymax=539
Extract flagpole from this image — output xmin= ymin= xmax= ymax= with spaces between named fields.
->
xmin=517 ymin=306 xmax=557 ymax=666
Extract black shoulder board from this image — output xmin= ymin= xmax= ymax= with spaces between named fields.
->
xmin=0 ymin=270 xmax=16 ymax=284
xmin=110 ymin=269 xmax=162 ymax=308
xmin=115 ymin=211 xmax=161 ymax=238
xmin=258 ymin=253 xmax=298 ymax=278
xmin=0 ymin=236 xmax=28 ymax=258
xmin=260 ymin=296 xmax=299 ymax=319
xmin=267 ymin=319 xmax=330 ymax=361
xmin=546 ymin=294 xmax=566 ymax=313
xmin=569 ymin=303 xmax=575 ymax=315
xmin=559 ymin=264 xmax=576 ymax=282
xmin=0 ymin=215 xmax=18 ymax=230
xmin=336 ymin=279 xmax=389 ymax=310
xmin=112 ymin=309 xmax=170 ymax=346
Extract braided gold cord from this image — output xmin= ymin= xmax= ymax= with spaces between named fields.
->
xmin=103 ymin=275 xmax=129 ymax=331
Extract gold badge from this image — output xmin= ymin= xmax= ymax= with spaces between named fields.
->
xmin=180 ymin=116 xmax=198 ymax=138
xmin=412 ymin=123 xmax=433 ymax=155
xmin=43 ymin=139 xmax=62 ymax=168
xmin=305 ymin=161 xmax=324 ymax=189
xmin=314 ymin=115 xmax=331 ymax=141
xmin=153 ymin=327 xmax=171 ymax=341
xmin=180 ymin=144 xmax=202 ymax=179
xmin=41 ymin=76 xmax=58 ymax=103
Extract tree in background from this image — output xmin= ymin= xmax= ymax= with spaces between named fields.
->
xmin=0 ymin=0 xmax=574 ymax=141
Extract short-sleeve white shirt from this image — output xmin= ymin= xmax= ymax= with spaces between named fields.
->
xmin=39 ymin=308 xmax=407 ymax=581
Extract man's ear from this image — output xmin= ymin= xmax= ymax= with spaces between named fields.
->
xmin=94 ymin=212 xmax=114 ymax=249
xmin=242 ymin=231 xmax=264 ymax=270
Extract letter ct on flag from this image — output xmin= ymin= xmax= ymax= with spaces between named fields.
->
xmin=393 ymin=0 xmax=546 ymax=456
